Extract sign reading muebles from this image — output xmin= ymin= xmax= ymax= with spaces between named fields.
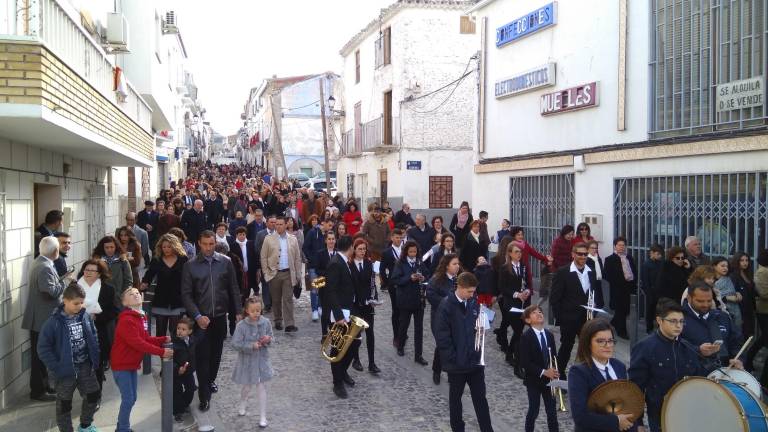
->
xmin=540 ymin=82 xmax=598 ymax=116
xmin=716 ymin=76 xmax=763 ymax=113
xmin=496 ymin=2 xmax=557 ymax=48
xmin=495 ymin=63 xmax=556 ymax=99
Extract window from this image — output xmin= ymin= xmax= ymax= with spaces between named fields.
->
xmin=429 ymin=176 xmax=453 ymax=209
xmin=355 ymin=50 xmax=360 ymax=83
xmin=651 ymin=0 xmax=766 ymax=137
xmin=460 ymin=15 xmax=476 ymax=34
xmin=375 ymin=27 xmax=391 ymax=68
xmin=347 ymin=173 xmax=355 ymax=198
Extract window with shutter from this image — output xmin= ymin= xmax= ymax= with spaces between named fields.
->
xmin=429 ymin=177 xmax=453 ymax=209
xmin=355 ymin=50 xmax=360 ymax=83
xmin=460 ymin=15 xmax=476 ymax=34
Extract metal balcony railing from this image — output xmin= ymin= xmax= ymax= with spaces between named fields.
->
xmin=341 ymin=116 xmax=399 ymax=156
xmin=1 ymin=0 xmax=152 ymax=133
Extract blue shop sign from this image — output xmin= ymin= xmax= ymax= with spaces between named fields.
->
xmin=496 ymin=2 xmax=557 ymax=48
xmin=406 ymin=161 xmax=421 ymax=170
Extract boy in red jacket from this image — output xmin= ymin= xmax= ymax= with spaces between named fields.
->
xmin=110 ymin=288 xmax=173 ymax=432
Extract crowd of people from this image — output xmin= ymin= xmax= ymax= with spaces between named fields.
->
xmin=22 ymin=159 xmax=768 ymax=432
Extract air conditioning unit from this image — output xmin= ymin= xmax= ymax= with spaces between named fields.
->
xmin=163 ymin=11 xmax=179 ymax=34
xmin=104 ymin=13 xmax=130 ymax=53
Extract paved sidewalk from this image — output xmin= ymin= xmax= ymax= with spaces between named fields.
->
xmin=0 ymin=360 xmax=163 ymax=432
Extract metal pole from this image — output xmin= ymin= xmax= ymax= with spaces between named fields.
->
xmin=318 ymin=77 xmax=331 ymax=192
xmin=142 ymin=300 xmax=152 ymax=375
xmin=629 ymin=294 xmax=638 ymax=348
xmin=161 ymin=341 xmax=173 ymax=432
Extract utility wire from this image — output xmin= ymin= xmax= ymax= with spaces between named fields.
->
xmin=403 ymin=56 xmax=476 ymax=114
xmin=282 ymin=100 xmax=320 ymax=111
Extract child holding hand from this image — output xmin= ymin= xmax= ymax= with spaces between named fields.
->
xmin=231 ymin=296 xmax=274 ymax=428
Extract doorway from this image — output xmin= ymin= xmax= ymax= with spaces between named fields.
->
xmin=34 ymin=184 xmax=62 ymax=229
xmin=359 ymin=173 xmax=368 ymax=210
xmin=379 ymin=169 xmax=388 ymax=206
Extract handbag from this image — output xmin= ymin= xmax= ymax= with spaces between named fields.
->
xmin=293 ymin=283 xmax=302 ymax=299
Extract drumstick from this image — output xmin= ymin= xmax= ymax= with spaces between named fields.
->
xmin=728 ymin=335 xmax=753 ymax=368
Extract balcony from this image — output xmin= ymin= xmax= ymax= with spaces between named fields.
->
xmin=341 ymin=116 xmax=399 ymax=156
xmin=0 ymin=0 xmax=154 ymax=167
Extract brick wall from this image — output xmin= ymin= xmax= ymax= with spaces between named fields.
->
xmin=0 ymin=41 xmax=154 ymax=161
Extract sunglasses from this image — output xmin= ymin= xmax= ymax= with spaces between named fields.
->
xmin=574 ymin=252 xmax=588 ymax=257
xmin=673 ymin=256 xmax=685 ymax=261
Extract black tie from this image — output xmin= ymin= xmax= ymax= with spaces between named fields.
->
xmin=602 ymin=367 xmax=611 ymax=381
xmin=358 ymin=262 xmax=363 ymax=272
xmin=461 ymin=300 xmax=467 ymax=313
xmin=539 ymin=332 xmax=549 ymax=362
xmin=451 ymin=277 xmax=457 ymax=291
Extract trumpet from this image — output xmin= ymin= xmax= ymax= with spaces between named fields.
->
xmin=475 ymin=306 xmax=487 ymax=366
xmin=549 ymin=348 xmax=567 ymax=411
xmin=311 ymin=276 xmax=326 ymax=289
xmin=586 ymin=288 xmax=595 ymax=320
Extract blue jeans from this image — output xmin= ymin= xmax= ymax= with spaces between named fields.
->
xmin=113 ymin=370 xmax=137 ymax=432
xmin=309 ymin=269 xmax=319 ymax=311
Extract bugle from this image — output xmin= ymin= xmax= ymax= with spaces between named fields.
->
xmin=586 ymin=288 xmax=595 ymax=320
xmin=549 ymin=348 xmax=567 ymax=412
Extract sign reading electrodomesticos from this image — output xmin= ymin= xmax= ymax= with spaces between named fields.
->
xmin=496 ymin=2 xmax=557 ymax=48
xmin=716 ymin=76 xmax=763 ymax=113
xmin=540 ymin=82 xmax=599 ymax=116
xmin=495 ymin=63 xmax=556 ymax=99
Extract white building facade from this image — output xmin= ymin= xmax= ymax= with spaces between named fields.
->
xmin=336 ymin=0 xmax=479 ymax=216
xmin=469 ymin=0 xmax=768 ymax=272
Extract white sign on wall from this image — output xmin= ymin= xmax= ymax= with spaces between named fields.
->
xmin=494 ymin=63 xmax=556 ymax=99
xmin=716 ymin=76 xmax=763 ymax=113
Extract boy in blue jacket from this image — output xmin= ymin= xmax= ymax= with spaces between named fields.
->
xmin=38 ymin=283 xmax=101 ymax=432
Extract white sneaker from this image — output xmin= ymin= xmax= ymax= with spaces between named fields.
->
xmin=259 ymin=418 xmax=268 ymax=428
xmin=312 ymin=310 xmax=319 ymax=321
xmin=237 ymin=401 xmax=246 ymax=416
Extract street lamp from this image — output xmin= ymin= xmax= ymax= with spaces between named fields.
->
xmin=327 ymin=95 xmax=345 ymax=116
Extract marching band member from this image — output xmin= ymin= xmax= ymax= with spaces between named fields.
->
xmin=381 ymin=229 xmax=404 ymax=345
xmin=497 ymin=242 xmax=530 ymax=367
xmin=314 ymin=231 xmax=337 ymax=340
xmin=434 ymin=272 xmax=494 ymax=432
xmin=568 ymin=319 xmax=640 ymax=432
xmin=323 ymin=235 xmax=359 ymax=399
xmin=391 ymin=241 xmax=429 ymax=365
xmin=551 ymin=242 xmax=604 ymax=374
xmin=427 ymin=253 xmax=461 ymax=384
xmin=518 ymin=304 xmax=560 ymax=432
xmin=349 ymin=238 xmax=381 ymax=374
xmin=629 ymin=299 xmax=705 ymax=432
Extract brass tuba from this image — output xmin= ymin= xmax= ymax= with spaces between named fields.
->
xmin=321 ymin=315 xmax=369 ymax=363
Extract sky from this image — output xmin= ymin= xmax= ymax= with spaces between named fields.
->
xmin=175 ymin=0 xmax=394 ymax=136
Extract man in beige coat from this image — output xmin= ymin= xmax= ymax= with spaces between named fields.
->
xmin=260 ymin=216 xmax=303 ymax=331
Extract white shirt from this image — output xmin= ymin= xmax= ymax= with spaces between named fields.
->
xmin=570 ymin=262 xmax=592 ymax=294
xmin=588 ymin=254 xmax=603 ymax=280
xmin=592 ymin=358 xmax=617 ymax=380
xmin=236 ymin=239 xmax=248 ymax=272
xmin=391 ymin=244 xmax=401 ymax=260
xmin=454 ymin=292 xmax=466 ymax=306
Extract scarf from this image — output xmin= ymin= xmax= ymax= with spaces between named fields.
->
xmin=77 ymin=277 xmax=102 ymax=315
xmin=215 ymin=234 xmax=229 ymax=245
xmin=470 ymin=231 xmax=480 ymax=244
xmin=236 ymin=238 xmax=248 ymax=271
xmin=618 ymin=253 xmax=634 ymax=281
xmin=103 ymin=255 xmax=120 ymax=266
xmin=456 ymin=210 xmax=469 ymax=229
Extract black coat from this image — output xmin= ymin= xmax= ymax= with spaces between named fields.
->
xmin=518 ymin=327 xmax=558 ymax=388
xmin=142 ymin=255 xmax=188 ymax=309
xmin=426 ymin=275 xmax=456 ymax=330
xmin=550 ymin=264 xmax=604 ymax=325
xmin=434 ymin=293 xmax=482 ymax=373
xmin=407 ymin=226 xmax=436 ymax=261
xmin=656 ymin=260 xmax=691 ymax=302
xmin=324 ymin=254 xmax=356 ymax=322
xmin=394 ymin=210 xmax=415 ymax=227
xmin=603 ymin=253 xmax=638 ymax=309
xmin=137 ymin=209 xmax=159 ymax=242
xmin=379 ymin=245 xmax=400 ymax=289
xmin=172 ymin=334 xmax=197 ymax=376
xmin=349 ymin=259 xmax=376 ymax=315
xmin=459 ymin=234 xmax=487 ymax=272
xmin=474 ymin=263 xmax=496 ymax=296
xmin=230 ymin=240 xmax=258 ymax=290
xmin=180 ymin=210 xmax=207 ymax=244
xmin=497 ymin=263 xmax=530 ymax=311
xmin=93 ymin=280 xmax=119 ymax=325
xmin=449 ymin=213 xmax=473 ymax=249
xmin=391 ymin=259 xmax=428 ymax=311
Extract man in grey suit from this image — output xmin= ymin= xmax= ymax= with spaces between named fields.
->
xmin=120 ymin=212 xmax=150 ymax=266
xmin=22 ymin=236 xmax=70 ymax=401
xmin=254 ymin=215 xmax=277 ymax=311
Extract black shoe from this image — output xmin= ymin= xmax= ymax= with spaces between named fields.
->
xmin=174 ymin=414 xmax=184 ymax=423
xmin=45 ymin=387 xmax=56 ymax=395
xmin=264 ymin=306 xmax=272 ymax=313
xmin=210 ymin=382 xmax=218 ymax=393
xmin=415 ymin=357 xmax=429 ymax=366
xmin=285 ymin=325 xmax=298 ymax=332
xmin=274 ymin=323 xmax=283 ymax=331
xmin=342 ymin=374 xmax=355 ymax=387
xmin=351 ymin=359 xmax=363 ymax=371
xmin=333 ymin=384 xmax=348 ymax=399
xmin=618 ymin=332 xmax=629 ymax=340
xmin=199 ymin=400 xmax=210 ymax=412
xmin=433 ymin=372 xmax=441 ymax=385
xmin=397 ymin=348 xmax=405 ymax=357
xmin=369 ymin=364 xmax=381 ymax=374
xmin=30 ymin=393 xmax=56 ymax=402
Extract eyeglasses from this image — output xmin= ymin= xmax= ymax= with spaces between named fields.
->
xmin=594 ymin=338 xmax=616 ymax=347
xmin=662 ymin=318 xmax=685 ymax=326
xmin=574 ymin=252 xmax=588 ymax=257
xmin=579 ymin=228 xmax=589 ymax=232
xmin=84 ymin=269 xmax=99 ymax=273
xmin=673 ymin=256 xmax=685 ymax=261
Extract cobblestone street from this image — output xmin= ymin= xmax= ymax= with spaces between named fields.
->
xmin=201 ymin=289 xmax=625 ymax=432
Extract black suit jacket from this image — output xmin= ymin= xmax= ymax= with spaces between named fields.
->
xmin=518 ymin=327 xmax=558 ymax=388
xmin=137 ymin=210 xmax=159 ymax=241
xmin=349 ymin=259 xmax=376 ymax=314
xmin=497 ymin=263 xmax=530 ymax=311
xmin=379 ymin=245 xmax=399 ymax=289
xmin=325 ymin=254 xmax=356 ymax=322
xmin=314 ymin=249 xmax=337 ymax=278
xmin=230 ymin=240 xmax=258 ymax=289
xmin=550 ymin=264 xmax=604 ymax=324
xmin=603 ymin=253 xmax=638 ymax=308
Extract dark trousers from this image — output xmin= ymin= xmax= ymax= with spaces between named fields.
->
xmin=611 ymin=284 xmax=632 ymax=335
xmin=398 ymin=307 xmax=424 ymax=359
xmin=389 ymin=287 xmax=400 ymax=341
xmin=433 ymin=348 xmax=442 ymax=374
xmin=525 ymin=385 xmax=559 ymax=432
xmin=447 ymin=367 xmax=494 ymax=432
xmin=645 ymin=290 xmax=658 ymax=333
xmin=55 ymin=361 xmax=100 ymax=432
xmin=195 ymin=315 xmax=228 ymax=402
xmin=173 ymin=372 xmax=197 ymax=415
xmin=557 ymin=317 xmax=585 ymax=374
xmin=154 ymin=314 xmax=179 ymax=338
xmin=94 ymin=320 xmax=115 ymax=388
xmin=331 ymin=339 xmax=361 ymax=385
xmin=353 ymin=310 xmax=375 ymax=365
xmin=747 ymin=312 xmax=768 ymax=370
xmin=496 ymin=309 xmax=511 ymax=349
xmin=30 ymin=330 xmax=50 ymax=396
xmin=506 ymin=313 xmax=525 ymax=360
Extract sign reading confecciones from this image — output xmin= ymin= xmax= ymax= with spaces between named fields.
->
xmin=495 ymin=63 xmax=556 ymax=99
xmin=496 ymin=2 xmax=557 ymax=48
xmin=540 ymin=82 xmax=599 ymax=116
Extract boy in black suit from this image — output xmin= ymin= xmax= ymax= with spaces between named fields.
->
xmin=172 ymin=317 xmax=197 ymax=422
xmin=518 ymin=305 xmax=560 ymax=432
xmin=380 ymin=229 xmax=404 ymax=345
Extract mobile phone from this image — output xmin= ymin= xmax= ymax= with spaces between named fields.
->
xmin=713 ymin=340 xmax=723 ymax=346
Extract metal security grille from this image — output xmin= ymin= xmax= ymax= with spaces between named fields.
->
xmin=88 ymin=185 xmax=106 ymax=251
xmin=614 ymin=172 xmax=768 ymax=269
xmin=429 ymin=176 xmax=453 ymax=209
xmin=509 ymin=174 xmax=575 ymax=278
xmin=0 ymin=191 xmax=8 ymax=325
xmin=650 ymin=0 xmax=767 ymax=136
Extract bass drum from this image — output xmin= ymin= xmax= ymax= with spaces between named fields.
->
xmin=662 ymin=377 xmax=768 ymax=432
xmin=709 ymin=368 xmax=762 ymax=399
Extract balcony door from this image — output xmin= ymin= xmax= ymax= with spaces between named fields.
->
xmin=383 ymin=91 xmax=392 ymax=145
xmin=354 ymin=102 xmax=362 ymax=153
